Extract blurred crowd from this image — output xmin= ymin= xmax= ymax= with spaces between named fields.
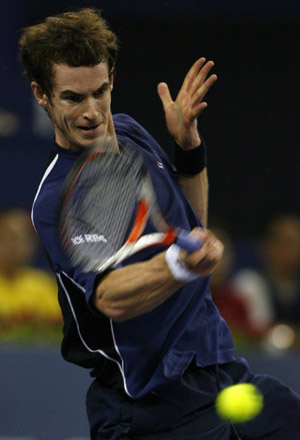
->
xmin=0 ymin=208 xmax=62 ymax=343
xmin=1 ymin=205 xmax=300 ymax=352
xmin=209 ymin=212 xmax=300 ymax=353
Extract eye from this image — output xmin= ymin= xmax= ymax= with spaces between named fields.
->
xmin=94 ymin=85 xmax=109 ymax=97
xmin=67 ymin=95 xmax=82 ymax=103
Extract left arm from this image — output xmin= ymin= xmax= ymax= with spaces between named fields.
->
xmin=177 ymin=169 xmax=208 ymax=227
xmin=157 ymin=57 xmax=217 ymax=226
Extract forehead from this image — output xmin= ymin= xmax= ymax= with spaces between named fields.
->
xmin=52 ymin=62 xmax=110 ymax=93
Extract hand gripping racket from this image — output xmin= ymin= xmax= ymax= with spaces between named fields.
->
xmin=60 ymin=139 xmax=203 ymax=272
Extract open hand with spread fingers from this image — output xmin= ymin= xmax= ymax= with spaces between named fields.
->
xmin=157 ymin=57 xmax=217 ymax=151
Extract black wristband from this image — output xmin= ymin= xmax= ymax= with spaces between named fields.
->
xmin=174 ymin=139 xmax=207 ymax=175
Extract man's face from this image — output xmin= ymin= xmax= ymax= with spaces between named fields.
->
xmin=44 ymin=62 xmax=113 ymax=151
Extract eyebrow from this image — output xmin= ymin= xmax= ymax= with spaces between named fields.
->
xmin=59 ymin=82 xmax=110 ymax=98
xmin=59 ymin=90 xmax=83 ymax=100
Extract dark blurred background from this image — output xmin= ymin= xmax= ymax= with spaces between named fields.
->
xmin=1 ymin=0 xmax=299 ymax=239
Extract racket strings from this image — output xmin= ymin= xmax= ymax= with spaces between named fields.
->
xmin=61 ymin=147 xmax=144 ymax=271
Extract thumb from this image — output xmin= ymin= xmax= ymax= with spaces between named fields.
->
xmin=157 ymin=82 xmax=173 ymax=111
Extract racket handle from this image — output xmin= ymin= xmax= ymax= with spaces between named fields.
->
xmin=176 ymin=230 xmax=203 ymax=253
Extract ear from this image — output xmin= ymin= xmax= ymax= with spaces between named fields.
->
xmin=31 ymin=82 xmax=50 ymax=109
xmin=109 ymin=72 xmax=114 ymax=91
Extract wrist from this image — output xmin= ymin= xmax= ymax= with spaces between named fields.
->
xmin=165 ymin=244 xmax=200 ymax=283
xmin=174 ymin=139 xmax=207 ymax=175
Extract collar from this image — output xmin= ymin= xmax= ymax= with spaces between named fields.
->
xmin=51 ymin=138 xmax=81 ymax=159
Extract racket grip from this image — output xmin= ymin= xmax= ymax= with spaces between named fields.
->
xmin=176 ymin=230 xmax=203 ymax=253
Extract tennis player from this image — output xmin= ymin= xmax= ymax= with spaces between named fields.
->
xmin=19 ymin=8 xmax=300 ymax=440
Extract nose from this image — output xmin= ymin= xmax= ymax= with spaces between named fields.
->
xmin=83 ymin=97 xmax=99 ymax=120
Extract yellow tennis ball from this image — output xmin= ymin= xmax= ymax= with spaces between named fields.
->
xmin=215 ymin=383 xmax=263 ymax=423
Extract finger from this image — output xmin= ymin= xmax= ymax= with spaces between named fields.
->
xmin=192 ymin=73 xmax=218 ymax=105
xmin=185 ymin=102 xmax=208 ymax=125
xmin=188 ymin=74 xmax=217 ymax=120
xmin=186 ymin=232 xmax=223 ymax=268
xmin=157 ymin=82 xmax=173 ymax=111
xmin=185 ymin=242 xmax=210 ymax=267
xmin=184 ymin=235 xmax=211 ymax=264
xmin=190 ymin=60 xmax=215 ymax=96
xmin=181 ymin=57 xmax=207 ymax=94
xmin=187 ymin=244 xmax=223 ymax=276
xmin=202 ymin=238 xmax=224 ymax=268
xmin=199 ymin=246 xmax=224 ymax=276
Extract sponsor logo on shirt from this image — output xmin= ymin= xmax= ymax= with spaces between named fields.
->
xmin=71 ymin=234 xmax=108 ymax=245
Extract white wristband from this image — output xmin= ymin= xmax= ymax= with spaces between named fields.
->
xmin=165 ymin=244 xmax=200 ymax=283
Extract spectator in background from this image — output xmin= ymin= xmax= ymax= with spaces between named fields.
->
xmin=232 ymin=212 xmax=300 ymax=344
xmin=0 ymin=107 xmax=20 ymax=137
xmin=0 ymin=208 xmax=62 ymax=340
xmin=209 ymin=222 xmax=264 ymax=341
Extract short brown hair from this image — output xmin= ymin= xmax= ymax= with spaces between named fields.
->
xmin=19 ymin=8 xmax=118 ymax=97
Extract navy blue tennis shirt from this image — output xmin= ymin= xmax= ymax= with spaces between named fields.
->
xmin=32 ymin=114 xmax=235 ymax=399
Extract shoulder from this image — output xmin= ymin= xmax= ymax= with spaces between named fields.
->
xmin=113 ymin=113 xmax=153 ymax=142
xmin=113 ymin=113 xmax=170 ymax=163
xmin=33 ymin=148 xmax=77 ymax=214
xmin=113 ymin=113 xmax=143 ymax=132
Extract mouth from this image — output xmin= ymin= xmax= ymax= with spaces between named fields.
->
xmin=77 ymin=123 xmax=100 ymax=132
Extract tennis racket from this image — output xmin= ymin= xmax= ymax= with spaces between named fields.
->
xmin=59 ymin=138 xmax=203 ymax=273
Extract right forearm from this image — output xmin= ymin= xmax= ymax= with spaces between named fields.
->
xmin=93 ymin=226 xmax=223 ymax=322
xmin=93 ymin=252 xmax=184 ymax=322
